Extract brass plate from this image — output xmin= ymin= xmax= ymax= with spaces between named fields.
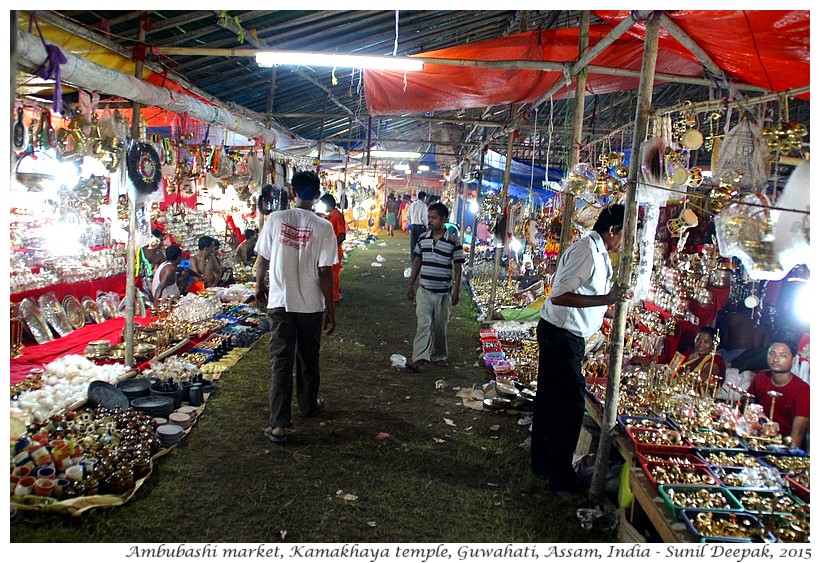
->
xmin=82 ymin=296 xmax=105 ymax=324
xmin=62 ymin=295 xmax=86 ymax=330
xmin=38 ymin=293 xmax=74 ymax=337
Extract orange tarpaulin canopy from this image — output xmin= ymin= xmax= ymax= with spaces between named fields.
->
xmin=363 ymin=10 xmax=809 ymax=116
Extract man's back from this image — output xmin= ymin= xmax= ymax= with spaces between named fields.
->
xmin=255 ymin=208 xmax=338 ymax=313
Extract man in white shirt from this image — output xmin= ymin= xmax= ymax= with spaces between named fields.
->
xmin=255 ymin=170 xmax=338 ymax=444
xmin=406 ymin=191 xmax=428 ymax=260
xmin=531 ymin=204 xmax=633 ymax=494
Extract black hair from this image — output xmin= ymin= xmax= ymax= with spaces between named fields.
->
xmin=427 ymin=202 xmax=449 ymax=220
xmin=198 ymin=236 xmax=213 ymax=250
xmin=769 ymin=332 xmax=799 ymax=356
xmin=417 ymin=191 xmax=427 ymax=200
xmin=696 ymin=326 xmax=717 ymax=340
xmin=320 ymin=193 xmax=337 ymax=209
xmin=243 ymin=228 xmax=256 ymax=239
xmin=592 ymin=204 xmax=626 ymax=235
xmin=291 ymin=170 xmax=321 ymax=200
xmin=151 ymin=228 xmax=164 ymax=239
xmin=165 ymin=245 xmax=182 ymax=262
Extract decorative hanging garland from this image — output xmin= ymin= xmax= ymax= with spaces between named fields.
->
xmin=126 ymin=141 xmax=162 ymax=194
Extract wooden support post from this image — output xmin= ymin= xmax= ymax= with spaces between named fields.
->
xmin=590 ymin=13 xmax=661 ymax=502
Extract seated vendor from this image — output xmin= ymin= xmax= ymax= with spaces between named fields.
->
xmin=680 ymin=326 xmax=726 ymax=385
xmin=748 ymin=338 xmax=810 ymax=450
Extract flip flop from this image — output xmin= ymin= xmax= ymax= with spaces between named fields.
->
xmin=264 ymin=427 xmax=287 ymax=443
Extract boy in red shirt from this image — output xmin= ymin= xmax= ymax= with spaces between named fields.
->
xmin=748 ymin=338 xmax=810 ymax=449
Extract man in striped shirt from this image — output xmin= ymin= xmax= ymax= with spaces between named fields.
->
xmin=405 ymin=202 xmax=465 ymax=372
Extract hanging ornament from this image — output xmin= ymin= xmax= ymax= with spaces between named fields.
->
xmin=126 ymin=141 xmax=162 ymax=194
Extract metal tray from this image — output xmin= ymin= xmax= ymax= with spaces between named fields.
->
xmin=62 ymin=295 xmax=86 ymax=330
xmin=82 ymin=296 xmax=105 ymax=324
xmin=38 ymin=293 xmax=74 ymax=337
xmin=18 ymin=297 xmax=54 ymax=344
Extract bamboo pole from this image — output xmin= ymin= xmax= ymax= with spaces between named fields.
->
xmin=124 ymin=17 xmax=147 ymax=368
xmin=557 ymin=11 xmax=590 ymax=260
xmin=469 ymin=148 xmax=485 ymax=269
xmin=589 ymin=14 xmax=661 ymax=502
xmin=487 ymin=131 xmax=515 ymax=321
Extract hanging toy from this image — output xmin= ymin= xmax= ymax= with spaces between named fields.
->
xmin=126 ymin=141 xmax=162 ymax=194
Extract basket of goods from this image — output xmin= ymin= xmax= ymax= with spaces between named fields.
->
xmin=617 ymin=415 xmax=672 ymax=433
xmin=635 ymin=449 xmax=709 ymax=469
xmin=681 ymin=510 xmax=776 ymax=543
xmin=626 ymin=427 xmax=693 ymax=455
xmin=641 ymin=460 xmax=718 ymax=493
xmin=727 ymin=488 xmax=806 ymax=516
xmin=659 ymin=484 xmax=743 ymax=519
xmin=711 ymin=466 xmax=786 ymax=490
xmin=755 ymin=511 xmax=810 ymax=543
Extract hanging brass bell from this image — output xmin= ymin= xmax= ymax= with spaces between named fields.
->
xmin=614 ymin=165 xmax=629 ymax=179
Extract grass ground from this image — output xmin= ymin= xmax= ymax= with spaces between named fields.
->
xmin=10 ymin=229 xmax=617 ymax=543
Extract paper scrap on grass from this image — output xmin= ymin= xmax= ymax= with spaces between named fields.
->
xmin=375 ymin=432 xmax=390 ymax=440
xmin=336 ymin=490 xmax=358 ymax=502
xmin=444 ymin=418 xmax=456 ymax=427
xmin=435 ymin=379 xmax=446 ymax=389
xmin=433 ymin=437 xmax=445 ymax=443
xmin=490 ymin=425 xmax=501 ymax=432
xmin=376 ymin=255 xmax=385 ymax=262
xmin=371 ymin=262 xmax=383 ymax=267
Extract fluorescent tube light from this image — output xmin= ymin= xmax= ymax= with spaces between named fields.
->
xmin=393 ymin=164 xmax=410 ymax=171
xmin=370 ymin=150 xmax=422 ymax=159
xmin=417 ymin=165 xmax=430 ymax=172
xmin=256 ymin=51 xmax=423 ymax=71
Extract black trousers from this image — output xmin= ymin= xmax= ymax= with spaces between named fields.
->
xmin=267 ymin=308 xmax=324 ymax=428
xmin=410 ymin=224 xmax=426 ymax=258
xmin=531 ymin=318 xmax=586 ymax=490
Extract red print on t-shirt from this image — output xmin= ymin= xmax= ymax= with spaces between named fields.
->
xmin=280 ymin=222 xmax=312 ymax=250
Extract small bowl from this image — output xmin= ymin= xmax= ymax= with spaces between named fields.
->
xmin=153 ymin=417 xmax=168 ymax=427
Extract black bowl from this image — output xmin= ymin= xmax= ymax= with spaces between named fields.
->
xmin=131 ymin=395 xmax=175 ymax=419
xmin=87 ymin=381 xmax=130 ymax=410
xmin=149 ymin=384 xmax=185 ymax=409
xmin=116 ymin=378 xmax=151 ymax=399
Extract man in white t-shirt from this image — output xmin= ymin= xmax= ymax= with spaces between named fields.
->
xmin=406 ymin=191 xmax=428 ymax=260
xmin=254 ymin=170 xmax=338 ymax=444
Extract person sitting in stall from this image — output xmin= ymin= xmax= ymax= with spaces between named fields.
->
xmin=190 ymin=236 xmax=221 ymax=288
xmin=151 ymin=245 xmax=183 ymax=301
xmin=748 ymin=337 xmax=810 ymax=450
xmin=177 ymin=259 xmax=204 ymax=295
xmin=235 ymin=228 xmax=258 ymax=266
xmin=139 ymin=228 xmax=167 ymax=298
xmin=678 ymin=326 xmax=726 ymax=386
xmin=211 ymin=239 xmax=234 ymax=286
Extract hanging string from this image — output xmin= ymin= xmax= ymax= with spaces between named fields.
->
xmin=529 ymin=107 xmax=537 ymax=194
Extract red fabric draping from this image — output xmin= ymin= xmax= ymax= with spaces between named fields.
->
xmin=10 ymin=317 xmax=150 ymax=385
xmin=363 ymin=11 xmax=809 ymax=115
xmin=10 ymin=275 xmax=126 ymax=306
